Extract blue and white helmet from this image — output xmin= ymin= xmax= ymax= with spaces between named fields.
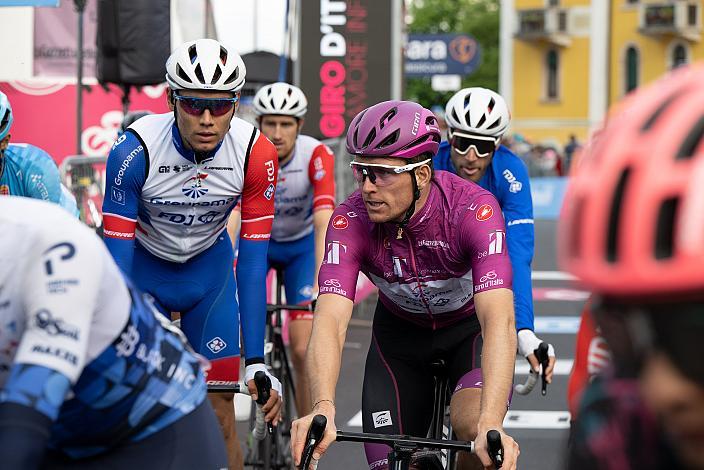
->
xmin=0 ymin=91 xmax=13 ymax=141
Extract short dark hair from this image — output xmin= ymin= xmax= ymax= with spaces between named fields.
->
xmin=408 ymin=152 xmax=434 ymax=177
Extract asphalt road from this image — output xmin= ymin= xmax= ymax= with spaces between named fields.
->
xmin=237 ymin=219 xmax=585 ymax=469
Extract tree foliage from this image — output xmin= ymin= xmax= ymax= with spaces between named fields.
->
xmin=404 ymin=0 xmax=500 ymax=109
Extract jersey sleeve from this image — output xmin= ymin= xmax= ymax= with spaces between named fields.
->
xmin=497 ymin=154 xmax=535 ymax=331
xmin=23 ymin=147 xmax=62 ymax=204
xmin=308 ymin=143 xmax=336 ymax=211
xmin=236 ymin=132 xmax=278 ymax=364
xmin=317 ymin=203 xmax=366 ymax=301
xmin=458 ymin=192 xmax=513 ymax=295
xmin=101 ymin=131 xmax=147 ymax=276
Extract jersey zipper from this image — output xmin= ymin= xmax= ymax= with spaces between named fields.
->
xmin=401 ymin=230 xmax=436 ymax=329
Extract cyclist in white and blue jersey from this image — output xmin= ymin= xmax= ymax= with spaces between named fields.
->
xmin=0 ymin=196 xmax=227 ymax=469
xmin=0 ymin=91 xmax=78 ymax=216
xmin=433 ymin=87 xmax=557 ymax=380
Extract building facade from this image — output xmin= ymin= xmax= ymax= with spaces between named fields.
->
xmin=500 ymin=0 xmax=702 ymax=147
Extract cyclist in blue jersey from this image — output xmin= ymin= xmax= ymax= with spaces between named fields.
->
xmin=101 ymin=39 xmax=281 ymax=469
xmin=0 ymin=196 xmax=227 ymax=470
xmin=0 ymin=91 xmax=77 ymax=216
xmin=433 ymin=87 xmax=557 ymax=382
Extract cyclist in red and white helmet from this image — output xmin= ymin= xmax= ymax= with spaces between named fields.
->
xmin=230 ymin=82 xmax=336 ymax=417
xmin=563 ymin=63 xmax=704 ymax=469
xmin=291 ymin=100 xmax=520 ymax=470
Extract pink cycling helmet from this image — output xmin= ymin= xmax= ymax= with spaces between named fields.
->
xmin=559 ymin=63 xmax=704 ymax=299
xmin=346 ymin=100 xmax=441 ymax=159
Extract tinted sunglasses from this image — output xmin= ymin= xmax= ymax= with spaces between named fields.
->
xmin=449 ymin=130 xmax=498 ymax=157
xmin=174 ymin=94 xmax=238 ymax=117
xmin=349 ymin=160 xmax=430 ymax=187
xmin=593 ymin=299 xmax=704 ymax=385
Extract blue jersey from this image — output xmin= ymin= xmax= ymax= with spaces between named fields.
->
xmin=0 ymin=197 xmax=207 ymax=460
xmin=0 ymin=143 xmax=78 ymax=217
xmin=433 ymin=142 xmax=535 ymax=331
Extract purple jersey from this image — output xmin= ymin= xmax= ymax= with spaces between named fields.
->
xmin=318 ymin=171 xmax=513 ymax=328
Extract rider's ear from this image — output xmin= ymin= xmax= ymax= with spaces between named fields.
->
xmin=167 ymin=90 xmax=175 ymax=111
xmin=416 ymin=162 xmax=433 ymax=189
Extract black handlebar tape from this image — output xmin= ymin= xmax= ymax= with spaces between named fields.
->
xmin=535 ymin=342 xmax=550 ymax=396
xmin=300 ymin=414 xmax=327 ymax=470
xmin=487 ymin=429 xmax=504 ymax=468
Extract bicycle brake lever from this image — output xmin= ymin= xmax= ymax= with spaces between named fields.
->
xmin=534 ymin=342 xmax=550 ymax=396
xmin=487 ymin=429 xmax=503 ymax=468
xmin=254 ymin=371 xmax=274 ymax=435
xmin=300 ymin=414 xmax=327 ymax=470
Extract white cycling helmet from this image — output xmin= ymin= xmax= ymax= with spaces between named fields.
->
xmin=445 ymin=87 xmax=510 ymax=137
xmin=165 ymin=39 xmax=246 ymax=92
xmin=253 ymin=82 xmax=308 ymax=118
xmin=0 ymin=91 xmax=13 ymax=141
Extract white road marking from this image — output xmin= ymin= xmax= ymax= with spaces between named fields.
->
xmin=534 ymin=316 xmax=580 ymax=334
xmin=532 ymin=271 xmax=577 ymax=281
xmin=503 ymin=410 xmax=571 ymax=429
xmin=515 ymin=358 xmax=573 ymax=376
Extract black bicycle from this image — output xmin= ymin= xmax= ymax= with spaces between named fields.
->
xmin=299 ymin=414 xmax=504 ymax=470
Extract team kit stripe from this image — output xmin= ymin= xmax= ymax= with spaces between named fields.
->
xmin=103 ymin=213 xmax=137 ymax=239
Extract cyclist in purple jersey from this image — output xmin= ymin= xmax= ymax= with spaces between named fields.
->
xmin=291 ymin=101 xmax=519 ymax=470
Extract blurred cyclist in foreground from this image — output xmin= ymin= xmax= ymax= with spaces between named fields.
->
xmin=562 ymin=63 xmax=704 ymax=469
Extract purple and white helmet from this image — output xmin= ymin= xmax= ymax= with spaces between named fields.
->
xmin=346 ymin=100 xmax=441 ymax=159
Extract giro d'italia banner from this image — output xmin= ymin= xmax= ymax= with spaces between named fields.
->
xmin=299 ymin=0 xmax=399 ymax=140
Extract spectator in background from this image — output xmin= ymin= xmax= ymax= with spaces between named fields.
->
xmin=563 ymin=134 xmax=580 ymax=174
xmin=431 ymin=104 xmax=448 ymax=140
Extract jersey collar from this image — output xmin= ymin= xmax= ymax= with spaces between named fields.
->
xmin=170 ymin=122 xmax=223 ymax=164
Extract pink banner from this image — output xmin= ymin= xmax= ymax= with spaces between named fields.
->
xmin=34 ymin=0 xmax=98 ymax=78
xmin=0 ymin=81 xmax=169 ymax=164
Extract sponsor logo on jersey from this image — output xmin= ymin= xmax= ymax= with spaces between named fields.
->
xmin=0 ymin=185 xmax=9 ymax=195
xmin=324 ymin=278 xmax=342 ymax=288
xmin=242 ymin=232 xmax=271 ymax=240
xmin=181 ymin=172 xmax=209 ymax=199
xmin=392 ymin=256 xmax=407 ymax=277
xmin=332 ymin=214 xmax=349 ymax=230
xmin=299 ymin=285 xmax=314 ymax=299
xmin=502 ymin=169 xmax=523 ymax=193
xmin=111 ymin=187 xmax=126 ymax=205
xmin=264 ymin=183 xmax=275 ymax=200
xmin=325 ymin=241 xmax=347 ymax=264
xmin=149 ymin=196 xmax=235 ymax=207
xmin=475 ymin=270 xmax=505 ymax=291
xmin=204 ymin=166 xmax=234 ymax=171
xmin=34 ymin=309 xmax=79 ymax=340
xmin=347 ymin=211 xmax=358 ymax=218
xmin=207 ymin=337 xmax=227 ymax=354
xmin=320 ymin=279 xmax=348 ymax=296
xmin=372 ymin=410 xmax=393 ymax=428
xmin=476 ymin=204 xmax=493 ymax=221
xmin=488 ymin=230 xmax=505 ymax=255
xmin=42 ymin=242 xmax=76 ymax=276
xmin=158 ymin=165 xmax=170 ymax=173
xmin=112 ymin=133 xmax=127 ymax=150
xmin=265 ymin=160 xmax=276 ymax=182
xmin=31 ymin=344 xmax=77 ymax=365
xmin=417 ymin=239 xmax=449 ymax=249
xmin=314 ymin=169 xmax=326 ymax=181
xmin=114 ymin=145 xmax=144 ymax=186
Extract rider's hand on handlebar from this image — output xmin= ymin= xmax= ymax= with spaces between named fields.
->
xmin=475 ymin=425 xmax=519 ymax=470
xmin=291 ymin=401 xmax=337 ymax=468
xmin=518 ymin=329 xmax=556 ymax=383
xmin=245 ymin=364 xmax=283 ymax=425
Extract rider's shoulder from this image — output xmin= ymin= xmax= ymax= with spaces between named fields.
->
xmin=335 ymin=191 xmax=372 ymax=228
xmin=493 ymin=145 xmax=528 ymax=174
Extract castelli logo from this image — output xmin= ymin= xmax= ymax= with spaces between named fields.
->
xmin=476 ymin=204 xmax=493 ymax=222
xmin=332 ymin=215 xmax=349 ymax=230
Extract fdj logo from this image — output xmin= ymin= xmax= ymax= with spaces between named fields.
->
xmin=264 ymin=183 xmax=275 ymax=200
xmin=182 ymin=172 xmax=209 ymax=199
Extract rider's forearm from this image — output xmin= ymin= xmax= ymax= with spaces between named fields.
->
xmin=476 ymin=290 xmax=516 ymax=427
xmin=305 ymin=297 xmax=352 ymax=409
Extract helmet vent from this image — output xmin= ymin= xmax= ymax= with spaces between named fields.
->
xmin=211 ymin=65 xmax=222 ymax=84
xmin=487 ymin=117 xmax=502 ymax=130
xmin=607 ymin=168 xmax=631 ymax=263
xmin=476 ymin=113 xmax=487 ymax=128
xmin=176 ymin=64 xmax=192 ymax=84
xmin=219 ymin=46 xmax=228 ymax=65
xmin=362 ymin=128 xmax=377 ymax=149
xmin=224 ymin=67 xmax=240 ymax=85
xmin=654 ymin=197 xmax=678 ymax=259
xmin=290 ymin=100 xmax=300 ymax=110
xmin=487 ymin=97 xmax=495 ymax=113
xmin=676 ymin=115 xmax=704 ymax=160
xmin=379 ymin=107 xmax=398 ymax=129
xmin=376 ymin=129 xmax=400 ymax=149
xmin=399 ymin=135 xmax=431 ymax=151
xmin=0 ymin=109 xmax=9 ymax=132
xmin=188 ymin=44 xmax=198 ymax=64
xmin=568 ymin=197 xmax=585 ymax=259
xmin=194 ymin=64 xmax=205 ymax=84
xmin=451 ymin=108 xmax=461 ymax=126
xmin=641 ymin=91 xmax=682 ymax=132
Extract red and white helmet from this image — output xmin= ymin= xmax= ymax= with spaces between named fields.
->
xmin=165 ymin=39 xmax=246 ymax=92
xmin=559 ymin=63 xmax=704 ymax=299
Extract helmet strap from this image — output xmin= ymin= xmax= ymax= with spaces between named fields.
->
xmin=395 ymin=171 xmax=421 ymax=239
